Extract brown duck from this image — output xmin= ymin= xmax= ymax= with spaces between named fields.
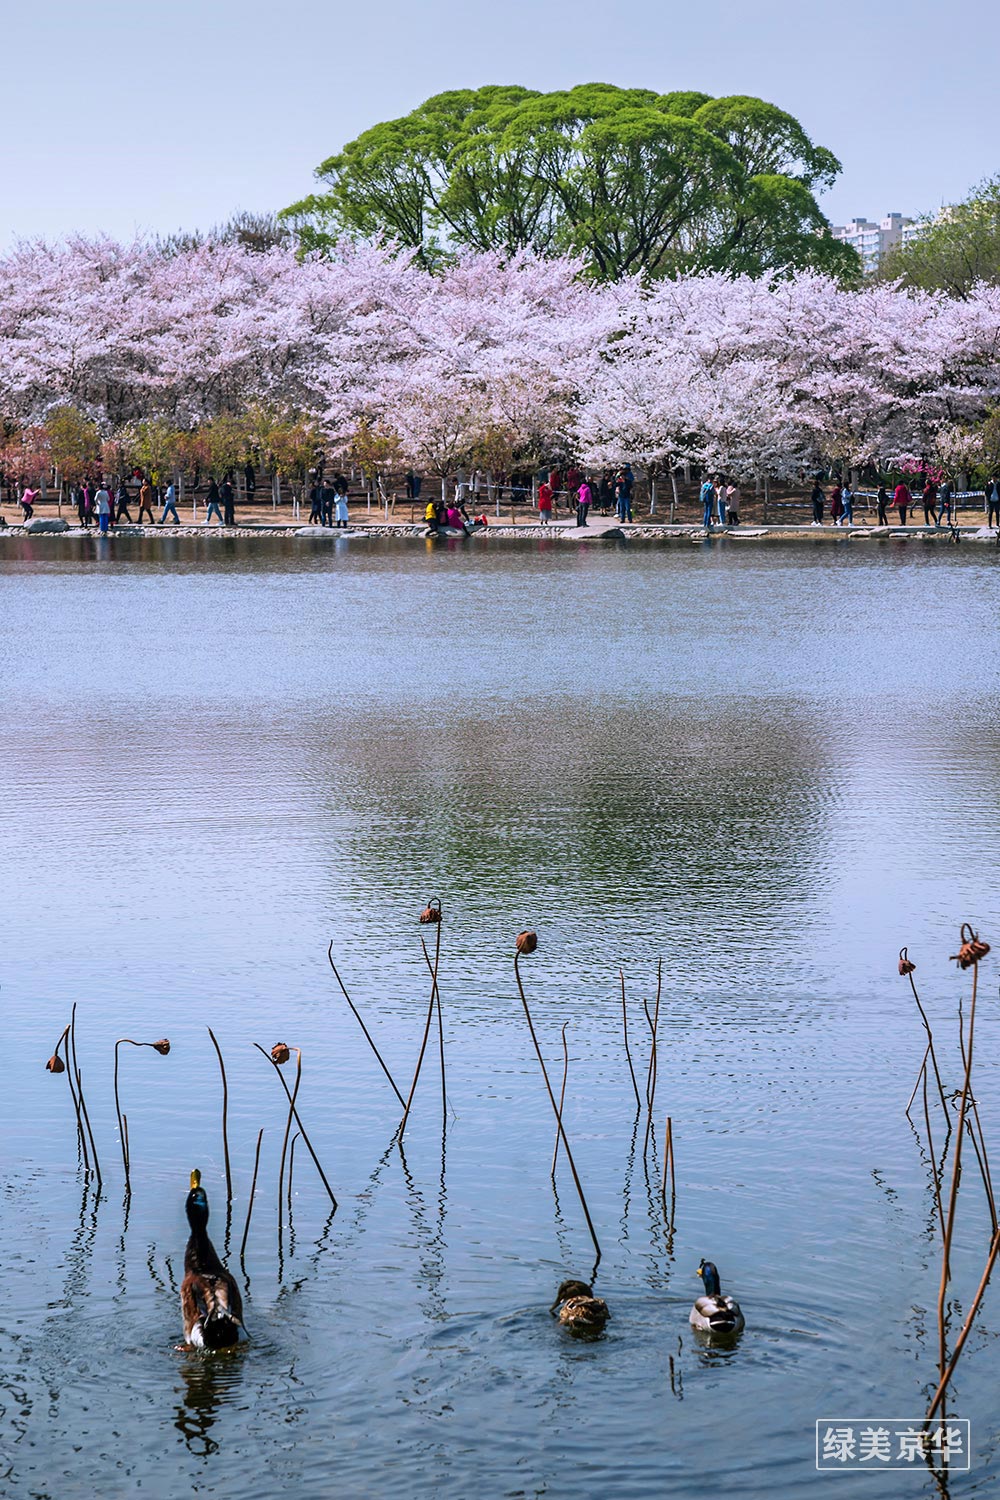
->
xmin=549 ymin=1279 xmax=610 ymax=1332
xmin=180 ymin=1170 xmax=245 ymax=1349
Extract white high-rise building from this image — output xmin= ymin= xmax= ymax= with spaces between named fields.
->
xmin=830 ymin=212 xmax=916 ymax=271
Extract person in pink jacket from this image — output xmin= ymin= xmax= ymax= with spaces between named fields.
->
xmin=576 ymin=478 xmax=592 ymax=527
xmin=893 ymin=481 xmax=911 ymax=525
xmin=19 ymin=486 xmax=40 ymax=521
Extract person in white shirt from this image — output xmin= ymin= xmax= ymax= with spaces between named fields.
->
xmin=95 ymin=485 xmax=112 ymax=534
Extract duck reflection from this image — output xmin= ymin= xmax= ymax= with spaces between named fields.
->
xmin=174 ymin=1346 xmax=247 ymax=1457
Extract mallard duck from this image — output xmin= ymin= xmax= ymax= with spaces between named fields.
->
xmin=690 ymin=1259 xmax=744 ymax=1335
xmin=180 ymin=1170 xmax=245 ymax=1350
xmin=549 ymin=1279 xmax=610 ymax=1332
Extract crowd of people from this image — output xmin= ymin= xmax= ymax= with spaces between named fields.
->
xmin=423 ymin=498 xmax=490 ymax=535
xmin=538 ymin=465 xmax=637 ymax=526
xmin=13 ymin=469 xmax=250 ymax=530
xmin=805 ymin=475 xmax=1000 ymax=529
xmin=698 ymin=477 xmax=744 ymax=528
xmin=8 ymin=462 xmax=1000 ymax=534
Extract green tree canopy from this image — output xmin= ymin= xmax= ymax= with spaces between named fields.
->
xmin=281 ymin=83 xmax=858 ymax=282
xmin=878 ymin=176 xmax=1000 ymax=298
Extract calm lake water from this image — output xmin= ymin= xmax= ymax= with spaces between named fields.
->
xmin=2 ymin=532 xmax=1000 ymax=1499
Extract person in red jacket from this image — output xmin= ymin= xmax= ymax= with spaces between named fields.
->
xmin=893 ymin=481 xmax=911 ymax=525
xmin=829 ymin=482 xmax=844 ymax=525
xmin=538 ymin=480 xmax=553 ymax=524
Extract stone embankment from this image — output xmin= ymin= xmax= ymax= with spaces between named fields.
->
xmin=3 ymin=518 xmax=998 ymax=544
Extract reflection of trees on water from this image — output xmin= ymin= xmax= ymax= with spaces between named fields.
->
xmin=306 ymin=699 xmax=829 ymax=1013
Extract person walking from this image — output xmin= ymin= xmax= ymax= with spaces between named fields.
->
xmin=598 ymin=472 xmax=614 ymax=516
xmin=308 ymin=479 xmax=323 ymax=524
xmin=700 ymin=476 xmax=715 ymax=529
xmin=73 ymin=483 xmax=87 ymax=527
xmin=95 ymin=483 xmax=112 ymax=534
xmin=244 ymin=461 xmax=256 ymax=498
xmin=810 ymin=481 xmax=825 ymax=525
xmin=938 ymin=478 xmax=953 ymax=528
xmin=204 ymin=477 xmax=224 ymax=525
xmin=320 ymin=479 xmax=335 ymax=527
xmin=115 ymin=481 xmax=132 ymax=524
xmin=830 ymin=481 xmax=844 ymax=526
xmin=841 ymin=482 xmax=854 ymax=526
xmin=575 ymin=476 xmax=592 ymax=527
xmin=987 ymin=477 xmax=1000 ymax=528
xmin=538 ymin=479 xmax=553 ymax=524
xmin=220 ymin=476 xmax=235 ymax=527
xmin=893 ymin=479 xmax=911 ymax=525
xmin=725 ymin=481 xmax=741 ymax=526
xmin=921 ymin=477 xmax=939 ymax=527
xmin=876 ymin=483 xmax=889 ymax=527
xmin=19 ymin=485 xmax=40 ymax=522
xmin=160 ymin=480 xmax=180 ymax=524
xmin=137 ymin=477 xmax=155 ymax=524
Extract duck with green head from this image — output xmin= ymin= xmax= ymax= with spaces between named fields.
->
xmin=180 ymin=1170 xmax=245 ymax=1350
xmin=690 ymin=1259 xmax=744 ymax=1335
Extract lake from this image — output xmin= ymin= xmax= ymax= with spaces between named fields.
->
xmin=2 ymin=532 xmax=999 ymax=1498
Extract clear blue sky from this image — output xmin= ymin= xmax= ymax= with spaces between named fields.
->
xmin=3 ymin=0 xmax=995 ymax=246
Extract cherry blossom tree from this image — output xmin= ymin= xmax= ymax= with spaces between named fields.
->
xmin=0 ymin=234 xmax=997 ymax=499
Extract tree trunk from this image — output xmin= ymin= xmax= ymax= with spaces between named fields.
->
xmin=669 ymin=469 xmax=679 ymax=524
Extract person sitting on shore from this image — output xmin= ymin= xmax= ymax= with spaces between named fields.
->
xmin=445 ymin=504 xmax=464 ymax=530
xmin=424 ymin=498 xmax=438 ymax=532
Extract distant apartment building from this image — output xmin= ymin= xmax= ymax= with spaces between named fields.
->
xmin=830 ymin=212 xmax=917 ymax=271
